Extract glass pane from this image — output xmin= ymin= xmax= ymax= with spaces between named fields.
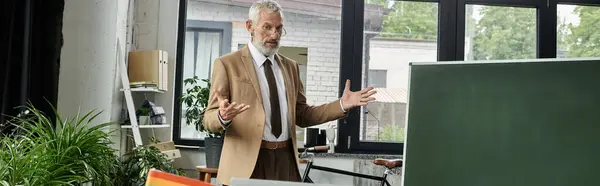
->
xmin=362 ymin=0 xmax=438 ymax=142
xmin=465 ymin=5 xmax=536 ymax=60
xmin=277 ymin=2 xmax=341 ymax=148
xmin=180 ymin=31 xmax=221 ymax=140
xmin=557 ymin=4 xmax=600 ymax=58
xmin=184 ymin=0 xmax=342 ymax=147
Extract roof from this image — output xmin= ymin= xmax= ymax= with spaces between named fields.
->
xmin=372 ymin=88 xmax=407 ymax=103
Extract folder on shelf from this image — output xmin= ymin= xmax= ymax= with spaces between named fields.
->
xmin=128 ymin=50 xmax=169 ymax=91
xmin=145 ymin=169 xmax=213 ymax=186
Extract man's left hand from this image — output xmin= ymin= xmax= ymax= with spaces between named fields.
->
xmin=341 ymin=79 xmax=377 ymax=111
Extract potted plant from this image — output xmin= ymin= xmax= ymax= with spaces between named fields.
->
xmin=180 ymin=76 xmax=224 ymax=168
xmin=0 ymin=103 xmax=185 ymax=186
xmin=0 ymin=103 xmax=120 ymax=186
xmin=117 ymin=145 xmax=185 ymax=186
xmin=137 ymin=107 xmax=150 ymax=125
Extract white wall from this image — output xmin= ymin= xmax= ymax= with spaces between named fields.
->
xmin=133 ymin=0 xmax=180 ymax=144
xmin=59 ymin=0 xmax=132 ymax=151
xmin=369 ymin=38 xmax=436 ymax=90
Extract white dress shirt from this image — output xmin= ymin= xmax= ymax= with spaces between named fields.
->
xmin=247 ymin=41 xmax=291 ymax=142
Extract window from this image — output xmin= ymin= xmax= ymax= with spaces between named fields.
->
xmin=362 ymin=0 xmax=437 ymax=143
xmin=173 ymin=20 xmax=232 ymax=146
xmin=465 ymin=5 xmax=537 ymax=60
xmin=557 ymin=4 xmax=600 ymax=58
xmin=180 ymin=30 xmax=220 ymax=140
xmin=174 ymin=0 xmax=342 ymax=148
xmin=338 ymin=0 xmax=439 ymax=154
xmin=337 ymin=0 xmax=600 ymax=155
xmin=174 ymin=0 xmax=600 ymax=152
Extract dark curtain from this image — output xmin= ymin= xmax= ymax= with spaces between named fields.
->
xmin=0 ymin=0 xmax=64 ymax=134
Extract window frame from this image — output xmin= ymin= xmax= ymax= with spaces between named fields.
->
xmin=335 ymin=0 xmax=600 ymax=155
xmin=174 ymin=0 xmax=600 ymax=151
xmin=173 ymin=17 xmax=232 ymax=147
xmin=557 ymin=0 xmax=600 ymax=5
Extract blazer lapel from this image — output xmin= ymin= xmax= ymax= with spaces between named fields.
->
xmin=240 ymin=47 xmax=264 ymax=109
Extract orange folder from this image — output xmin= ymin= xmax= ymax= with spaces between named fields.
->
xmin=145 ymin=169 xmax=214 ymax=186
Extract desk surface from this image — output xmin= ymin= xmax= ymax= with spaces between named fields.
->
xmin=311 ymin=152 xmax=402 ymax=160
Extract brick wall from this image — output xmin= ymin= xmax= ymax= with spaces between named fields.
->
xmin=188 ymin=1 xmax=342 ymax=127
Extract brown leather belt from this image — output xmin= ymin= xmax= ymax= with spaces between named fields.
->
xmin=260 ymin=140 xmax=290 ymax=149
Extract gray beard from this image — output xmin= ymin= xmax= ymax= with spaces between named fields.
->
xmin=253 ymin=39 xmax=279 ymax=56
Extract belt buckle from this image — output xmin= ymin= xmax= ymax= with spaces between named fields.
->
xmin=268 ymin=142 xmax=279 ymax=150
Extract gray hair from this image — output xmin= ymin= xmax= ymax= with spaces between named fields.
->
xmin=248 ymin=0 xmax=285 ymax=25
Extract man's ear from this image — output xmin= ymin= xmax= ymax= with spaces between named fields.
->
xmin=245 ymin=20 xmax=253 ymax=33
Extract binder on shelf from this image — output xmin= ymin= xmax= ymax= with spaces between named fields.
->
xmin=161 ymin=51 xmax=169 ymax=91
xmin=118 ymin=41 xmax=172 ymax=148
xmin=128 ymin=50 xmax=168 ymax=91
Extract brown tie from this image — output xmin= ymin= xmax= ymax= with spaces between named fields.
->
xmin=263 ymin=59 xmax=282 ymax=138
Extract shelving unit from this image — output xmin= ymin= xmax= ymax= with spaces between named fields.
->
xmin=120 ymin=86 xmax=165 ymax=93
xmin=118 ymin=49 xmax=169 ymax=147
xmin=120 ymin=124 xmax=170 ymax=129
xmin=115 ymin=37 xmax=181 ymax=159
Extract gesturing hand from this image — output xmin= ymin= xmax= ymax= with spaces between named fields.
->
xmin=341 ymin=79 xmax=377 ymax=111
xmin=215 ymin=89 xmax=251 ymax=121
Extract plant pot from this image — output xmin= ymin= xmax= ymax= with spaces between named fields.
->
xmin=204 ymin=136 xmax=224 ymax=168
xmin=139 ymin=116 xmax=150 ymax=125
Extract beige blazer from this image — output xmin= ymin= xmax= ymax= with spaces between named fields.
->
xmin=203 ymin=46 xmax=347 ymax=185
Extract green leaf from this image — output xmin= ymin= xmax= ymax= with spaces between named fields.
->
xmin=0 ymin=102 xmax=120 ymax=185
xmin=375 ymin=1 xmax=438 ymax=40
xmin=471 ymin=6 xmax=536 ymax=60
xmin=179 ymin=76 xmax=223 ymax=136
xmin=565 ymin=6 xmax=600 ymax=58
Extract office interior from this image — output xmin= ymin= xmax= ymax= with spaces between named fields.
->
xmin=1 ymin=0 xmax=599 ymax=185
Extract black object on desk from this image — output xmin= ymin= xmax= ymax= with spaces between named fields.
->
xmin=305 ymin=128 xmax=327 ymax=148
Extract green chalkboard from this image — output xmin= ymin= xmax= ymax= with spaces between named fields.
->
xmin=403 ymin=58 xmax=600 ymax=186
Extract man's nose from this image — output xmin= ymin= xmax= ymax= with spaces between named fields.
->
xmin=266 ymin=35 xmax=279 ymax=40
xmin=266 ymin=32 xmax=280 ymax=38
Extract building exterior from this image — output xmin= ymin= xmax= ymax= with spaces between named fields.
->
xmin=364 ymin=38 xmax=436 ymax=141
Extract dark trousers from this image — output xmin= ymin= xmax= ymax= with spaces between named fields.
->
xmin=250 ymin=142 xmax=301 ymax=182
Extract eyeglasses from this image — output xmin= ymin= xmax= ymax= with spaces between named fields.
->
xmin=260 ymin=24 xmax=287 ymax=36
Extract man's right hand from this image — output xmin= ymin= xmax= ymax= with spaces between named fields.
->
xmin=216 ymin=89 xmax=251 ymax=121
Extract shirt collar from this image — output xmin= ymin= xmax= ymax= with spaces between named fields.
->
xmin=248 ymin=40 xmax=276 ymax=67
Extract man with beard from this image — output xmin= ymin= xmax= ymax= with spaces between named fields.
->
xmin=203 ymin=0 xmax=377 ymax=185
